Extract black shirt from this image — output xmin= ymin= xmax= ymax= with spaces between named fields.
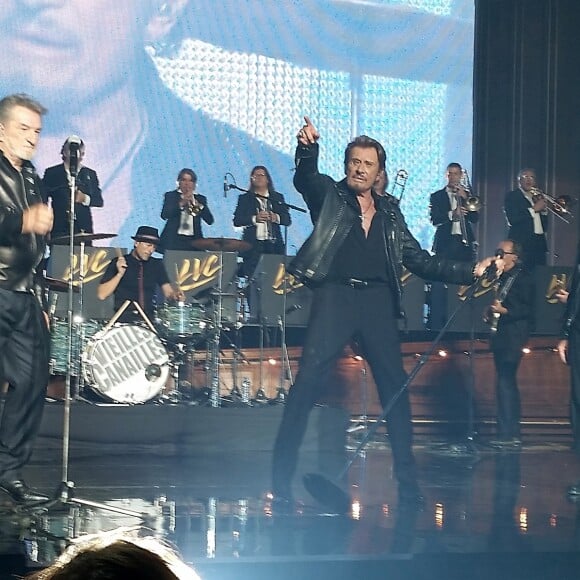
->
xmin=100 ymin=252 xmax=169 ymax=320
xmin=327 ymin=208 xmax=389 ymax=283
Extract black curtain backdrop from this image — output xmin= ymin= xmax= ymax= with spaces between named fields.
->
xmin=474 ymin=0 xmax=580 ymax=265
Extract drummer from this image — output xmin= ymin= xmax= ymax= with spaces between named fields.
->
xmin=97 ymin=226 xmax=183 ymax=323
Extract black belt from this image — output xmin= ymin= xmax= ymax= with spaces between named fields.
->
xmin=338 ymin=278 xmax=389 ymax=289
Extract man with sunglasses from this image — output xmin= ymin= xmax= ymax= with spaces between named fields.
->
xmin=486 ymin=239 xmax=533 ymax=448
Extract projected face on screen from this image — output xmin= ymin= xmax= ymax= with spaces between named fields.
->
xmin=0 ymin=0 xmax=474 ymax=252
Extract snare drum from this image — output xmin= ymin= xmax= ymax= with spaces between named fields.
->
xmin=83 ymin=325 xmax=169 ymax=404
xmin=155 ymin=301 xmax=209 ymax=343
xmin=50 ymin=318 xmax=102 ymax=375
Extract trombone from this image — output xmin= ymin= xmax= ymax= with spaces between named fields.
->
xmin=461 ymin=168 xmax=482 ymax=212
xmin=390 ymin=169 xmax=408 ymax=203
xmin=530 ymin=187 xmax=574 ymax=224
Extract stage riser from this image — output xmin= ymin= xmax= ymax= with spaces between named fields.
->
xmin=48 ymin=337 xmax=570 ymax=435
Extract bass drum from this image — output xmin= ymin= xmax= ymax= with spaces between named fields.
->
xmin=83 ymin=325 xmax=169 ymax=404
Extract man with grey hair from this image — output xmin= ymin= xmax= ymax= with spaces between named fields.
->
xmin=0 ymin=93 xmax=53 ymax=504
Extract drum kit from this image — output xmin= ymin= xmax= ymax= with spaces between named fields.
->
xmin=48 ymin=236 xmax=265 ymax=407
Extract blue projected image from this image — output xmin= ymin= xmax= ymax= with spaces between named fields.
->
xmin=0 ymin=0 xmax=474 ymax=252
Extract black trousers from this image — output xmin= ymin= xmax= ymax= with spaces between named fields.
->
xmin=0 ymin=289 xmax=49 ymax=479
xmin=492 ymin=350 xmax=523 ymax=439
xmin=272 ymin=283 xmax=416 ymax=496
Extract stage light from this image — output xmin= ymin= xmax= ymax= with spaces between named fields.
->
xmin=522 ymin=347 xmax=531 ymax=354
xmin=351 ymin=499 xmax=362 ymax=520
xmin=435 ymin=502 xmax=445 ymax=529
xmin=438 ymin=349 xmax=448 ymax=358
xmin=268 ymin=357 xmax=276 ymax=365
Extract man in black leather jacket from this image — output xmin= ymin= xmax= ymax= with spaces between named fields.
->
xmin=0 ymin=93 xmax=53 ymax=504
xmin=272 ymin=116 xmax=497 ymax=508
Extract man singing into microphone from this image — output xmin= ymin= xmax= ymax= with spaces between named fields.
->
xmin=42 ymin=136 xmax=103 ymax=245
xmin=233 ymin=165 xmax=291 ymax=278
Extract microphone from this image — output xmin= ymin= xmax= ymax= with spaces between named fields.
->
xmin=285 ymin=304 xmax=302 ymax=314
xmin=224 ymin=175 xmax=228 ymax=198
xmin=480 ymin=248 xmax=505 ymax=282
xmin=67 ymin=135 xmax=82 ymax=178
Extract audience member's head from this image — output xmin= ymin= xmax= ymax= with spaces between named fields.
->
xmin=27 ymin=530 xmax=200 ymax=580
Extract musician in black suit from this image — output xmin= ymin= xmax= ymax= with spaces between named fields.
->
xmin=486 ymin=239 xmax=533 ymax=448
xmin=428 ymin=162 xmax=478 ymax=328
xmin=159 ymin=168 xmax=214 ymax=252
xmin=42 ymin=136 xmax=103 ymax=244
xmin=233 ymin=165 xmax=291 ymax=278
xmin=429 ymin=162 xmax=478 ymax=261
xmin=503 ymin=168 xmax=548 ymax=269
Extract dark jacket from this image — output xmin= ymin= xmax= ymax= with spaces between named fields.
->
xmin=0 ymin=151 xmax=46 ymax=292
xmin=429 ymin=186 xmax=478 ymax=254
xmin=159 ymin=189 xmax=214 ymax=250
xmin=489 ymin=267 xmax=533 ymax=356
xmin=289 ymin=143 xmax=475 ymax=316
xmin=562 ymin=262 xmax=580 ymax=338
xmin=233 ymin=190 xmax=291 ymax=254
xmin=42 ymin=164 xmax=103 ymax=238
xmin=504 ymin=188 xmax=548 ymax=252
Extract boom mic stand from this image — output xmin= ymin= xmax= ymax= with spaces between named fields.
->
xmin=303 ymin=276 xmax=490 ymax=514
xmin=432 ymin=240 xmax=482 ymax=458
xmin=272 ymin=201 xmax=307 ymax=404
xmin=49 ymin=148 xmax=142 ymax=519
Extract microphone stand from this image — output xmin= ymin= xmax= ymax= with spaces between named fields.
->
xmin=271 ymin=199 xmax=307 ymax=403
xmin=49 ymin=153 xmax=142 ymax=519
xmin=226 ymin=184 xmax=307 ymax=215
xmin=227 ymin=181 xmax=306 ymax=403
xmin=433 ymin=239 xmax=481 ymax=458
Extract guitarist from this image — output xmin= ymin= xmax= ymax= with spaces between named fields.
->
xmin=487 ymin=239 xmax=533 ymax=448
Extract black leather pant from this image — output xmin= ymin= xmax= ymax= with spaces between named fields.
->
xmin=272 ymin=282 xmax=416 ymax=496
xmin=0 ymin=289 xmax=49 ymax=479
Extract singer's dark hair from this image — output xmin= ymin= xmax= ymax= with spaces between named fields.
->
xmin=0 ymin=93 xmax=47 ymax=122
xmin=343 ymin=136 xmax=386 ymax=173
xmin=177 ymin=168 xmax=197 ymax=183
xmin=446 ymin=162 xmax=462 ymax=172
xmin=249 ymin=165 xmax=275 ymax=193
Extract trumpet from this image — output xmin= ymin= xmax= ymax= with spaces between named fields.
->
xmin=530 ymin=187 xmax=574 ymax=223
xmin=186 ymin=196 xmax=205 ymax=217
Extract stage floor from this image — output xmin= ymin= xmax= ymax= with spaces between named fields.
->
xmin=2 ymin=423 xmax=580 ymax=579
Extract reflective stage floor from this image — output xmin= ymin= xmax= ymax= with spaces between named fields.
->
xmin=2 ymin=427 xmax=580 ymax=580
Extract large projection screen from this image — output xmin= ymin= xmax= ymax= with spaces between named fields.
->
xmin=0 ymin=0 xmax=474 ymax=252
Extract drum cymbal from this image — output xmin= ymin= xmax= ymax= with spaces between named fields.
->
xmin=45 ymin=277 xmax=79 ymax=293
xmin=51 ymin=232 xmax=117 ymax=244
xmin=191 ymin=237 xmax=252 ymax=253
